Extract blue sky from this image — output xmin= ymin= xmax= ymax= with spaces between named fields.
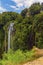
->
xmin=0 ymin=0 xmax=43 ymax=13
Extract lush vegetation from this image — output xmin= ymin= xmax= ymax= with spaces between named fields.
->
xmin=0 ymin=49 xmax=36 ymax=65
xmin=0 ymin=2 xmax=43 ymax=65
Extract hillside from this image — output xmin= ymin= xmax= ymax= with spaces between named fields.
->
xmin=0 ymin=2 xmax=43 ymax=65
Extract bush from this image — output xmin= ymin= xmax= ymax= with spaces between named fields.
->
xmin=0 ymin=49 xmax=35 ymax=65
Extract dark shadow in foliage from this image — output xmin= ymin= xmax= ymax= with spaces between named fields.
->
xmin=0 ymin=24 xmax=5 ymax=59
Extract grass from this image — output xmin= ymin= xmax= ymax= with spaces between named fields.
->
xmin=0 ymin=49 xmax=37 ymax=65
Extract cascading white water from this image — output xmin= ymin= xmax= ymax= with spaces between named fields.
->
xmin=8 ymin=23 xmax=14 ymax=51
xmin=8 ymin=27 xmax=11 ymax=51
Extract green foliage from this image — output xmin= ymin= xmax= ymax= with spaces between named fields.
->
xmin=33 ymin=12 xmax=43 ymax=48
xmin=41 ymin=3 xmax=43 ymax=11
xmin=0 ymin=49 xmax=35 ymax=65
xmin=21 ymin=8 xmax=28 ymax=18
xmin=0 ymin=2 xmax=43 ymax=60
xmin=0 ymin=27 xmax=5 ymax=58
xmin=29 ymin=3 xmax=41 ymax=15
xmin=0 ymin=12 xmax=18 ymax=25
xmin=12 ymin=17 xmax=33 ymax=50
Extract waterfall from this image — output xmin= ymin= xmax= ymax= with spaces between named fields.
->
xmin=8 ymin=28 xmax=11 ymax=51
xmin=8 ymin=23 xmax=14 ymax=51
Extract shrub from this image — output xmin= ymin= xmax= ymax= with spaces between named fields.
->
xmin=0 ymin=49 xmax=35 ymax=65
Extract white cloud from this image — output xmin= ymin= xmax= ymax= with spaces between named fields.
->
xmin=34 ymin=0 xmax=43 ymax=3
xmin=12 ymin=0 xmax=24 ymax=8
xmin=11 ymin=0 xmax=43 ymax=8
xmin=12 ymin=0 xmax=23 ymax=4
xmin=17 ymin=3 xmax=23 ymax=8
xmin=0 ymin=6 xmax=7 ymax=13
xmin=10 ymin=5 xmax=19 ymax=10
xmin=24 ymin=0 xmax=34 ymax=8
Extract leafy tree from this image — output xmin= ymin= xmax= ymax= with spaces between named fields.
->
xmin=21 ymin=8 xmax=28 ymax=18
xmin=33 ymin=12 xmax=43 ymax=48
xmin=0 ymin=12 xmax=18 ymax=26
xmin=29 ymin=3 xmax=41 ymax=15
xmin=41 ymin=3 xmax=43 ymax=11
xmin=0 ymin=25 xmax=5 ymax=58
